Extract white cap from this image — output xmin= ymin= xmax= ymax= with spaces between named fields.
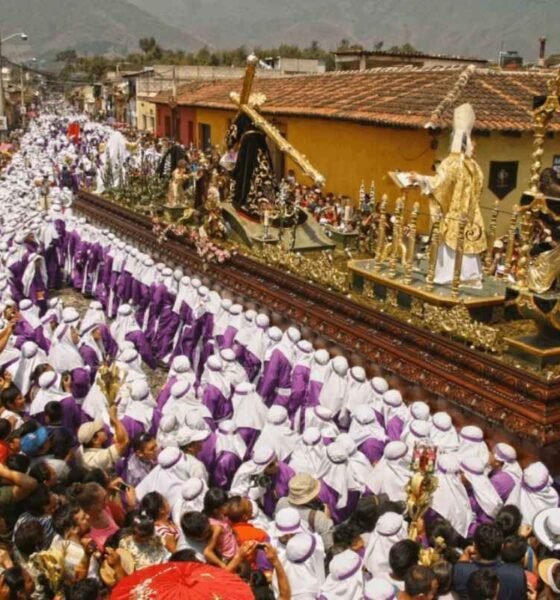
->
xmin=158 ymin=447 xmax=183 ymax=468
xmin=384 ymin=441 xmax=407 ymax=460
xmin=313 ymin=349 xmax=330 ymax=365
xmin=371 ymin=377 xmax=389 ymax=393
xmin=410 ymin=401 xmax=430 ymax=421
xmin=376 ymin=512 xmax=404 ymax=536
xmin=383 ymin=389 xmax=403 ymax=407
xmin=332 ymin=355 xmax=349 ymax=375
xmin=252 ymin=445 xmax=276 ymax=465
xmin=267 ymin=405 xmax=288 ymax=425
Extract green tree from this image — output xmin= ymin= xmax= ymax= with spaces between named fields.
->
xmin=55 ymin=49 xmax=78 ymax=63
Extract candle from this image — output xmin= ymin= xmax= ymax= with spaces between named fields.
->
xmin=344 ymin=205 xmax=352 ymax=221
xmin=264 ymin=210 xmax=270 ymax=226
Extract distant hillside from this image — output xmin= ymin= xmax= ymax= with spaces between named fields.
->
xmin=129 ymin=0 xmax=558 ymax=61
xmin=0 ymin=0 xmax=204 ymax=60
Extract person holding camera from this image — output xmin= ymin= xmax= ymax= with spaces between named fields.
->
xmin=276 ymin=473 xmax=334 ymax=551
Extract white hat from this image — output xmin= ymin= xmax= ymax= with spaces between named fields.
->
xmin=272 ymin=507 xmax=304 ymax=537
xmin=159 ymin=415 xmax=178 ymax=433
xmin=384 ymin=441 xmax=407 ymax=461
xmin=220 ymin=348 xmax=236 ymax=362
xmin=533 ymin=508 xmax=560 ymax=551
xmin=354 ymin=404 xmax=376 ymax=425
xmin=349 ymin=366 xmax=366 ymax=382
xmin=332 ymin=355 xmax=348 ymax=375
xmin=409 ymin=419 xmax=431 ymax=439
xmin=158 ymin=447 xmax=183 ymax=468
xmin=267 ymin=326 xmax=282 ymax=342
xmin=371 ymin=377 xmax=389 ymax=393
xmin=256 ymin=313 xmax=270 ymax=328
xmin=117 ymin=304 xmax=133 ymax=316
xmin=252 ymin=445 xmax=276 ymax=466
xmin=267 ymin=405 xmax=288 ymax=425
xmin=171 ymin=380 xmax=191 ymax=398
xmin=364 ymin=577 xmax=397 ymax=600
xmin=410 ymin=401 xmax=430 ymax=421
xmin=170 ymin=356 xmax=191 ymax=373
xmin=296 ymin=339 xmax=313 ymax=353
xmin=176 ymin=427 xmax=209 ymax=446
xmin=494 ymin=443 xmax=517 ymax=464
xmin=62 ymin=307 xmax=80 ymax=324
xmin=181 ymin=478 xmax=205 ymax=501
xmin=432 ymin=411 xmax=453 ymax=431
xmin=130 ymin=380 xmax=150 ymax=402
xmin=287 ymin=327 xmax=301 ymax=343
xmin=77 ymin=419 xmax=104 ymax=445
xmin=21 ymin=341 xmax=38 ymax=359
xmin=460 ymin=425 xmax=484 ymax=442
xmin=313 ymin=349 xmax=330 ymax=365
xmin=383 ymin=389 xmax=403 ymax=407
xmin=302 ymin=427 xmax=321 ymax=445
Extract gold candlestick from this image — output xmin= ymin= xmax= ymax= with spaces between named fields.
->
xmin=387 ymin=197 xmax=404 ymax=278
xmin=503 ymin=205 xmax=519 ymax=278
xmin=484 ymin=200 xmax=500 ymax=274
xmin=425 ymin=212 xmax=442 ymax=291
xmin=373 ymin=194 xmax=388 ymax=268
xmin=403 ymin=202 xmax=420 ymax=284
xmin=516 ymin=209 xmax=534 ymax=290
xmin=451 ymin=214 xmax=468 ymax=300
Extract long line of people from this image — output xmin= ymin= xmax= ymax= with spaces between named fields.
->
xmin=0 ymin=113 xmax=557 ymax=599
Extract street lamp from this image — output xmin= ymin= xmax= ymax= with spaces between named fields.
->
xmin=20 ymin=57 xmax=36 ymax=128
xmin=0 ymin=32 xmax=28 ymax=125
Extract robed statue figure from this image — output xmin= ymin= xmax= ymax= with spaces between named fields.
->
xmin=226 ymin=113 xmax=277 ymax=216
xmin=413 ymin=103 xmax=487 ymax=287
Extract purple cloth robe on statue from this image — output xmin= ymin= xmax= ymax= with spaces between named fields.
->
xmin=490 ymin=470 xmax=516 ymax=503
xmin=257 ymin=349 xmax=292 ymax=408
xmin=318 ymin=481 xmax=360 ymax=525
xmin=262 ymin=462 xmax=295 ymax=517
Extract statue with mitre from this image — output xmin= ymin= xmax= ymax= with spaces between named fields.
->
xmin=412 ymin=103 xmax=487 ymax=287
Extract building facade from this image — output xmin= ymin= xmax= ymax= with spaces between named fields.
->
xmin=149 ymin=66 xmax=560 ymax=235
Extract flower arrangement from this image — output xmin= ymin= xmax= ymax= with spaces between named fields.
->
xmin=151 ymin=217 xmax=233 ymax=265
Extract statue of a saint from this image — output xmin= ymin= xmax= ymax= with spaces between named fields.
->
xmin=412 ymin=104 xmax=487 ymax=287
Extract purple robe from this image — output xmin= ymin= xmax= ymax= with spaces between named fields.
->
xmin=257 ymin=349 xmax=293 ymax=408
xmin=120 ymin=415 xmax=150 ymax=442
xmin=79 ymin=345 xmax=101 ymax=372
xmin=288 ymin=364 xmax=310 ymax=419
xmin=385 ymin=415 xmax=405 ymax=441
xmin=490 ymin=470 xmax=516 ymax=502
xmin=221 ymin=325 xmax=239 ymax=350
xmin=262 ymin=462 xmax=295 ymax=517
xmin=358 ymin=438 xmax=386 ymax=463
xmin=197 ymin=432 xmax=218 ymax=471
xmin=306 ymin=380 xmax=323 ymax=408
xmin=234 ymin=344 xmax=261 ymax=382
xmin=71 ymin=367 xmax=92 ymax=401
xmin=14 ymin=320 xmax=50 ymax=353
xmin=213 ymin=451 xmax=242 ymax=490
xmin=236 ymin=427 xmax=260 ymax=454
xmin=202 ymin=384 xmax=232 ymax=421
xmin=318 ymin=481 xmax=360 ymax=525
xmin=126 ymin=331 xmax=156 ymax=370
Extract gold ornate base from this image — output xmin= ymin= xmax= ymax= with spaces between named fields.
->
xmin=505 ymin=334 xmax=560 ymax=368
xmin=348 ymin=259 xmax=506 ymax=309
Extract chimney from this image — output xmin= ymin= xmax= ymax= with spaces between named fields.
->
xmin=539 ymin=37 xmax=547 ymax=67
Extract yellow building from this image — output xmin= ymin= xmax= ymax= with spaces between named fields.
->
xmin=152 ymin=66 xmax=560 ymax=235
xmin=136 ymin=99 xmax=157 ymax=133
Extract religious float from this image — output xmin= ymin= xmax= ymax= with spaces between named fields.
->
xmin=76 ymin=59 xmax=560 ymax=470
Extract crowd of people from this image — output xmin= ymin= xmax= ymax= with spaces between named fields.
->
xmin=0 ymin=111 xmax=557 ymax=599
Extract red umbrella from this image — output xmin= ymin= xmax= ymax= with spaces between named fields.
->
xmin=110 ymin=562 xmax=254 ymax=600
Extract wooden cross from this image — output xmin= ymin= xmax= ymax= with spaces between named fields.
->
xmin=229 ymin=54 xmax=325 ymax=187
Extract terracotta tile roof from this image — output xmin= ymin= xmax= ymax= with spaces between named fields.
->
xmin=147 ymin=66 xmax=560 ymax=132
